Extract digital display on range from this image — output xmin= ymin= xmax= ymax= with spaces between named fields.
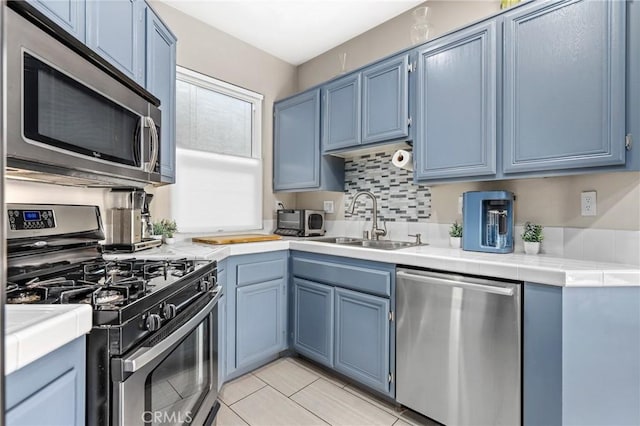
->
xmin=23 ymin=211 xmax=41 ymax=221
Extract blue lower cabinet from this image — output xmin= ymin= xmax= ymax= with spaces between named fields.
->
xmin=293 ymin=278 xmax=334 ymax=367
xmin=236 ymin=279 xmax=286 ymax=368
xmin=524 ymin=283 xmax=640 ymax=425
xmin=6 ymin=337 xmax=86 ymax=426
xmin=334 ymin=287 xmax=391 ymax=395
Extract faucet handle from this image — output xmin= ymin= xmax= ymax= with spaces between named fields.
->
xmin=408 ymin=233 xmax=422 ymax=244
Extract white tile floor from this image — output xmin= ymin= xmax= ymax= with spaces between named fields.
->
xmin=217 ymin=357 xmax=438 ymax=426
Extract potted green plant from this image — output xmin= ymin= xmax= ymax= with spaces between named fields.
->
xmin=449 ymin=221 xmax=463 ymax=248
xmin=151 ymin=222 xmax=164 ymax=241
xmin=160 ymin=219 xmax=178 ymax=245
xmin=521 ymin=222 xmax=543 ymax=254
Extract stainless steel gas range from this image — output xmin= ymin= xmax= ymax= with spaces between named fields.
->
xmin=6 ymin=204 xmax=221 ymax=426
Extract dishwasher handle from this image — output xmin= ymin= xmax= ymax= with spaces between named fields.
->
xmin=397 ymin=271 xmax=515 ymax=296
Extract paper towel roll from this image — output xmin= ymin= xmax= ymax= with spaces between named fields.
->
xmin=392 ymin=149 xmax=413 ymax=171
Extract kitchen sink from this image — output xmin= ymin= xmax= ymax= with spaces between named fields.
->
xmin=310 ymin=236 xmax=424 ymax=250
xmin=311 ymin=237 xmax=363 ymax=244
xmin=343 ymin=240 xmax=422 ymax=250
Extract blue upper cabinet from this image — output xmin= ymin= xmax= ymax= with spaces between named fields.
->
xmin=145 ymin=5 xmax=177 ymax=183
xmin=362 ymin=55 xmax=410 ymax=145
xmin=274 ymin=90 xmax=321 ymax=190
xmin=415 ymin=20 xmax=497 ymax=181
xmin=86 ymin=0 xmax=146 ymax=85
xmin=322 ymin=73 xmax=361 ymax=151
xmin=502 ymin=0 xmax=626 ymax=174
xmin=26 ymin=0 xmax=86 ymax=42
xmin=274 ymin=89 xmax=344 ymax=192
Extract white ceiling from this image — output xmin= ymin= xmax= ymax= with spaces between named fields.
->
xmin=159 ymin=0 xmax=424 ymax=65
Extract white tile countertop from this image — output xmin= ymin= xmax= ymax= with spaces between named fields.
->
xmin=104 ymin=239 xmax=639 ymax=287
xmin=5 ymin=304 xmax=92 ymax=375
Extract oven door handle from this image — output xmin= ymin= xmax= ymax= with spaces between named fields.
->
xmin=120 ymin=287 xmax=221 ymax=375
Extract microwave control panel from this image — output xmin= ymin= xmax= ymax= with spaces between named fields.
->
xmin=8 ymin=209 xmax=56 ymax=230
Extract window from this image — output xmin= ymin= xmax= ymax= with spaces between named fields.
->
xmin=169 ymin=67 xmax=263 ymax=233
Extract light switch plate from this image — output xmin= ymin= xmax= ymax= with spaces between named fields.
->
xmin=458 ymin=196 xmax=463 ymax=215
xmin=581 ymin=191 xmax=597 ymax=216
xmin=323 ymin=200 xmax=335 ymax=214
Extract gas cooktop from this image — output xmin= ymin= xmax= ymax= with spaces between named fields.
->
xmin=8 ymin=258 xmax=197 ymax=304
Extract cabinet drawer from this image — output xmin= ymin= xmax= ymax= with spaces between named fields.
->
xmin=237 ymin=258 xmax=286 ymax=287
xmin=292 ymin=257 xmax=391 ymax=297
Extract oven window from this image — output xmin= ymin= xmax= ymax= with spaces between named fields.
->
xmin=145 ymin=319 xmax=211 ymax=425
xmin=23 ymin=52 xmax=141 ymax=166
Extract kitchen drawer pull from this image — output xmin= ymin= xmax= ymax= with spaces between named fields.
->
xmin=397 ymin=271 xmax=514 ymax=296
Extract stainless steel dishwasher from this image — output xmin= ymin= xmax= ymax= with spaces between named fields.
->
xmin=396 ymin=268 xmax=521 ymax=426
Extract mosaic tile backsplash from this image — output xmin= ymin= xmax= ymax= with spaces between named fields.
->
xmin=344 ymin=148 xmax=432 ymax=222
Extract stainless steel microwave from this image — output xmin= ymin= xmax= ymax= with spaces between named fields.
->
xmin=5 ymin=6 xmax=162 ymax=187
xmin=275 ymin=209 xmax=325 ymax=237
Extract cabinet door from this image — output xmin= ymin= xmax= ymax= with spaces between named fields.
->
xmin=7 ymin=370 xmax=78 ymax=426
xmin=26 ymin=0 xmax=86 ymax=42
xmin=362 ymin=55 xmax=409 ymax=144
xmin=145 ymin=6 xmax=177 ymax=183
xmin=86 ymin=0 xmax=145 ymax=84
xmin=273 ymin=90 xmax=321 ymax=191
xmin=236 ymin=279 xmax=285 ymax=368
xmin=334 ymin=287 xmax=391 ymax=394
xmin=6 ymin=338 xmax=85 ymax=426
xmin=293 ymin=278 xmax=334 ymax=367
xmin=415 ymin=21 xmax=497 ymax=180
xmin=503 ymin=0 xmax=626 ymax=173
xmin=322 ymin=73 xmax=361 ymax=151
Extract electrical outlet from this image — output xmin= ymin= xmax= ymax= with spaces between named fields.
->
xmin=458 ymin=196 xmax=463 ymax=215
xmin=275 ymin=200 xmax=283 ymax=211
xmin=323 ymin=200 xmax=335 ymax=214
xmin=581 ymin=191 xmax=597 ymax=216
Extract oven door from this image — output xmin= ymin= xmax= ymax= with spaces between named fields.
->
xmin=112 ymin=292 xmax=221 ymax=426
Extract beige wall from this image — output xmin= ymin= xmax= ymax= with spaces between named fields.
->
xmin=298 ymin=1 xmax=501 ymax=90
xmin=426 ymin=172 xmax=640 ymax=230
xmin=295 ymin=1 xmax=640 ymax=231
xmin=149 ymin=1 xmax=298 ymax=222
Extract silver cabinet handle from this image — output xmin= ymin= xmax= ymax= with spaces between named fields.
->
xmin=397 ymin=271 xmax=514 ymax=296
xmin=120 ymin=286 xmax=221 ymax=375
xmin=144 ymin=116 xmax=159 ymax=173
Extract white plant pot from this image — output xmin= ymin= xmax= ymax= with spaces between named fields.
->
xmin=151 ymin=235 xmax=163 ymax=241
xmin=164 ymin=237 xmax=176 ymax=245
xmin=524 ymin=241 xmax=540 ymax=255
xmin=450 ymin=236 xmax=461 ymax=248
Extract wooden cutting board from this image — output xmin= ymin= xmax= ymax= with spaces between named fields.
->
xmin=193 ymin=234 xmax=283 ymax=245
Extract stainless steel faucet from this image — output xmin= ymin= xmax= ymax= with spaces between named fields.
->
xmin=347 ymin=191 xmax=387 ymax=240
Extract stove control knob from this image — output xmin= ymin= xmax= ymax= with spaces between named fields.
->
xmin=145 ymin=314 xmax=162 ymax=332
xmin=161 ymin=303 xmax=177 ymax=320
xmin=198 ymin=279 xmax=210 ymax=293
